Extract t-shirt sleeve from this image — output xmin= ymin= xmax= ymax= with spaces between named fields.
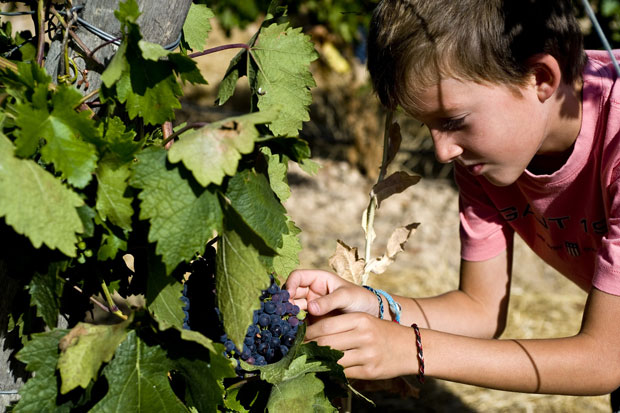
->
xmin=592 ymin=163 xmax=620 ymax=295
xmin=454 ymin=164 xmax=514 ymax=261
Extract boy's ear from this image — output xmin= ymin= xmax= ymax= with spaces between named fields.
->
xmin=527 ymin=53 xmax=562 ymax=103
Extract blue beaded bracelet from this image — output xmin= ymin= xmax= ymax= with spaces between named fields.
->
xmin=363 ymin=285 xmax=384 ymax=319
xmin=374 ymin=288 xmax=402 ymax=324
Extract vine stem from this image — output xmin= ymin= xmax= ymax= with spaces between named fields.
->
xmin=76 ymin=88 xmax=100 ymax=107
xmin=161 ymin=121 xmax=207 ymax=147
xmin=361 ymin=110 xmax=394 ymax=285
xmin=35 ymin=0 xmax=45 ymax=66
xmin=188 ymin=43 xmax=250 ymax=59
xmin=100 ymin=281 xmax=128 ymax=320
xmin=71 ymin=285 xmax=111 ymax=313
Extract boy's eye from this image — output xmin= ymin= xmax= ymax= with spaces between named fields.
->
xmin=440 ymin=117 xmax=466 ymax=131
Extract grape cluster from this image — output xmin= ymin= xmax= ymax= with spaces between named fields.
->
xmin=181 ymin=247 xmax=303 ymax=369
xmin=221 ymin=280 xmax=302 ymax=366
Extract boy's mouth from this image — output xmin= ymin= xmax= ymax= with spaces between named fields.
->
xmin=466 ymin=163 xmax=484 ymax=176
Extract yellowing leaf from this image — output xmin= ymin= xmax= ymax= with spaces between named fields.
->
xmin=372 ymin=171 xmax=421 ymax=207
xmin=57 ymin=320 xmax=130 ymax=394
xmin=328 ymin=240 xmax=365 ymax=285
xmin=167 ymin=111 xmax=276 ymax=187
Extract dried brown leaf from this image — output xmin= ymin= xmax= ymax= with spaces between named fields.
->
xmin=385 ymin=122 xmax=402 ymax=168
xmin=379 ymin=122 xmax=403 ymax=178
xmin=365 ymin=223 xmax=420 ymax=275
xmin=386 ymin=222 xmax=420 ymax=258
xmin=372 ymin=171 xmax=421 ymax=207
xmin=328 ymin=240 xmax=365 ymax=285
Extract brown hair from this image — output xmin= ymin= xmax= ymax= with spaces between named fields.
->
xmin=367 ymin=0 xmax=587 ymax=111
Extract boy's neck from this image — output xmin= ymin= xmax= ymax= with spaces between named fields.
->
xmin=527 ymin=79 xmax=583 ymax=176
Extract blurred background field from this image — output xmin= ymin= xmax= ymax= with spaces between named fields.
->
xmin=173 ymin=1 xmax=620 ymax=410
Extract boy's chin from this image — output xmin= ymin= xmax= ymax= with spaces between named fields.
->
xmin=482 ymin=171 xmax=520 ymax=187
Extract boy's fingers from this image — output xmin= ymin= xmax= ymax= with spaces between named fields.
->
xmin=305 ymin=313 xmax=359 ymax=340
xmin=307 ymin=288 xmax=353 ymax=316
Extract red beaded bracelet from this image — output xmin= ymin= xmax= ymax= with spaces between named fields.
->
xmin=411 ymin=323 xmax=425 ymax=384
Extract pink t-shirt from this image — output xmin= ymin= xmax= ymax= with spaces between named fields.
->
xmin=456 ymin=50 xmax=620 ymax=295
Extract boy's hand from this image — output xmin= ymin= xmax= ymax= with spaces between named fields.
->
xmin=285 ymin=269 xmax=380 ymax=318
xmin=305 ymin=312 xmax=416 ymax=379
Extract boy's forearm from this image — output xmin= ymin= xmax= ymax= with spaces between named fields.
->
xmin=418 ymin=328 xmax=617 ymax=395
xmin=382 ymin=290 xmax=504 ymax=339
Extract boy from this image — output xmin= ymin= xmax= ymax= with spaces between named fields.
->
xmin=285 ymin=0 xmax=620 ymax=405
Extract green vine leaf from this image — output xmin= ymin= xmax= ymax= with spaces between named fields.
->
xmin=27 ymin=263 xmax=65 ymax=328
xmin=225 ymin=169 xmax=288 ymax=251
xmin=145 ymin=253 xmax=185 ymax=329
xmin=57 ymin=320 xmax=131 ymax=394
xmin=167 ymin=111 xmax=276 ymax=187
xmin=216 ymin=220 xmax=271 ymax=350
xmin=250 ymin=22 xmax=318 ymax=137
xmin=130 ymin=147 xmax=222 ymax=273
xmin=261 ymin=217 xmax=302 ymax=282
xmin=260 ymin=146 xmax=290 ymax=202
xmin=215 ymin=46 xmax=248 ymax=106
xmin=267 ymin=372 xmax=335 ymax=413
xmin=182 ymin=3 xmax=214 ymax=52
xmin=14 ymin=84 xmax=99 ymax=188
xmin=14 ymin=330 xmax=68 ymax=413
xmin=174 ymin=356 xmax=234 ymax=413
xmin=90 ymin=330 xmax=189 ymax=413
xmin=95 ymin=155 xmax=134 ymax=231
xmin=0 ymin=134 xmax=83 ymax=257
xmin=101 ymin=0 xmax=205 ymax=126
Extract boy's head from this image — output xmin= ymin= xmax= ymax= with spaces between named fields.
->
xmin=367 ymin=0 xmax=587 ymax=112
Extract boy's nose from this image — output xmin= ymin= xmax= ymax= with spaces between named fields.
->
xmin=432 ymin=132 xmax=463 ymax=164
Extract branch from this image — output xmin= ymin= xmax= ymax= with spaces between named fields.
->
xmin=35 ymin=0 xmax=46 ymax=66
xmin=161 ymin=121 xmax=207 ymax=147
xmin=188 ymin=43 xmax=250 ymax=59
xmin=361 ymin=111 xmax=394 ymax=285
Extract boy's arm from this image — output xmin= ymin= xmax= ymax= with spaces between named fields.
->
xmin=303 ymin=249 xmax=620 ymax=394
xmin=388 ymin=247 xmax=513 ymax=339
xmin=419 ymin=286 xmax=620 ymax=394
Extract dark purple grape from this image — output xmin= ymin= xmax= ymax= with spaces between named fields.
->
xmin=247 ymin=325 xmax=259 ymax=337
xmin=275 ymin=303 xmax=286 ymax=316
xmin=258 ymin=314 xmax=270 ymax=327
xmin=282 ymin=334 xmax=295 ymax=347
xmin=270 ymin=323 xmax=282 ymax=336
xmin=284 ymin=302 xmax=293 ymax=313
xmin=266 ymin=347 xmax=275 ymax=361
xmin=258 ymin=342 xmax=269 ymax=355
xmin=247 ymin=356 xmax=255 ymax=365
xmin=270 ymin=336 xmax=280 ymax=347
xmin=224 ymin=340 xmax=235 ymax=352
xmin=260 ymin=330 xmax=272 ymax=341
xmin=268 ymin=283 xmax=279 ymax=294
xmin=281 ymin=322 xmax=291 ymax=335
xmin=270 ymin=314 xmax=280 ymax=326
xmin=280 ymin=345 xmax=289 ymax=357
xmin=264 ymin=301 xmax=276 ymax=314
xmin=244 ymin=336 xmax=254 ymax=346
xmin=291 ymin=305 xmax=300 ymax=316
xmin=288 ymin=316 xmax=300 ymax=327
xmin=255 ymin=355 xmax=267 ymax=366
xmin=280 ymin=290 xmax=290 ymax=301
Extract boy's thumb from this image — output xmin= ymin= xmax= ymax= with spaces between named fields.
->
xmin=308 ymin=299 xmax=324 ymax=315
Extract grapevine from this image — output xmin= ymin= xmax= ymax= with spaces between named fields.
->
xmin=0 ymin=0 xmax=349 ymax=411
